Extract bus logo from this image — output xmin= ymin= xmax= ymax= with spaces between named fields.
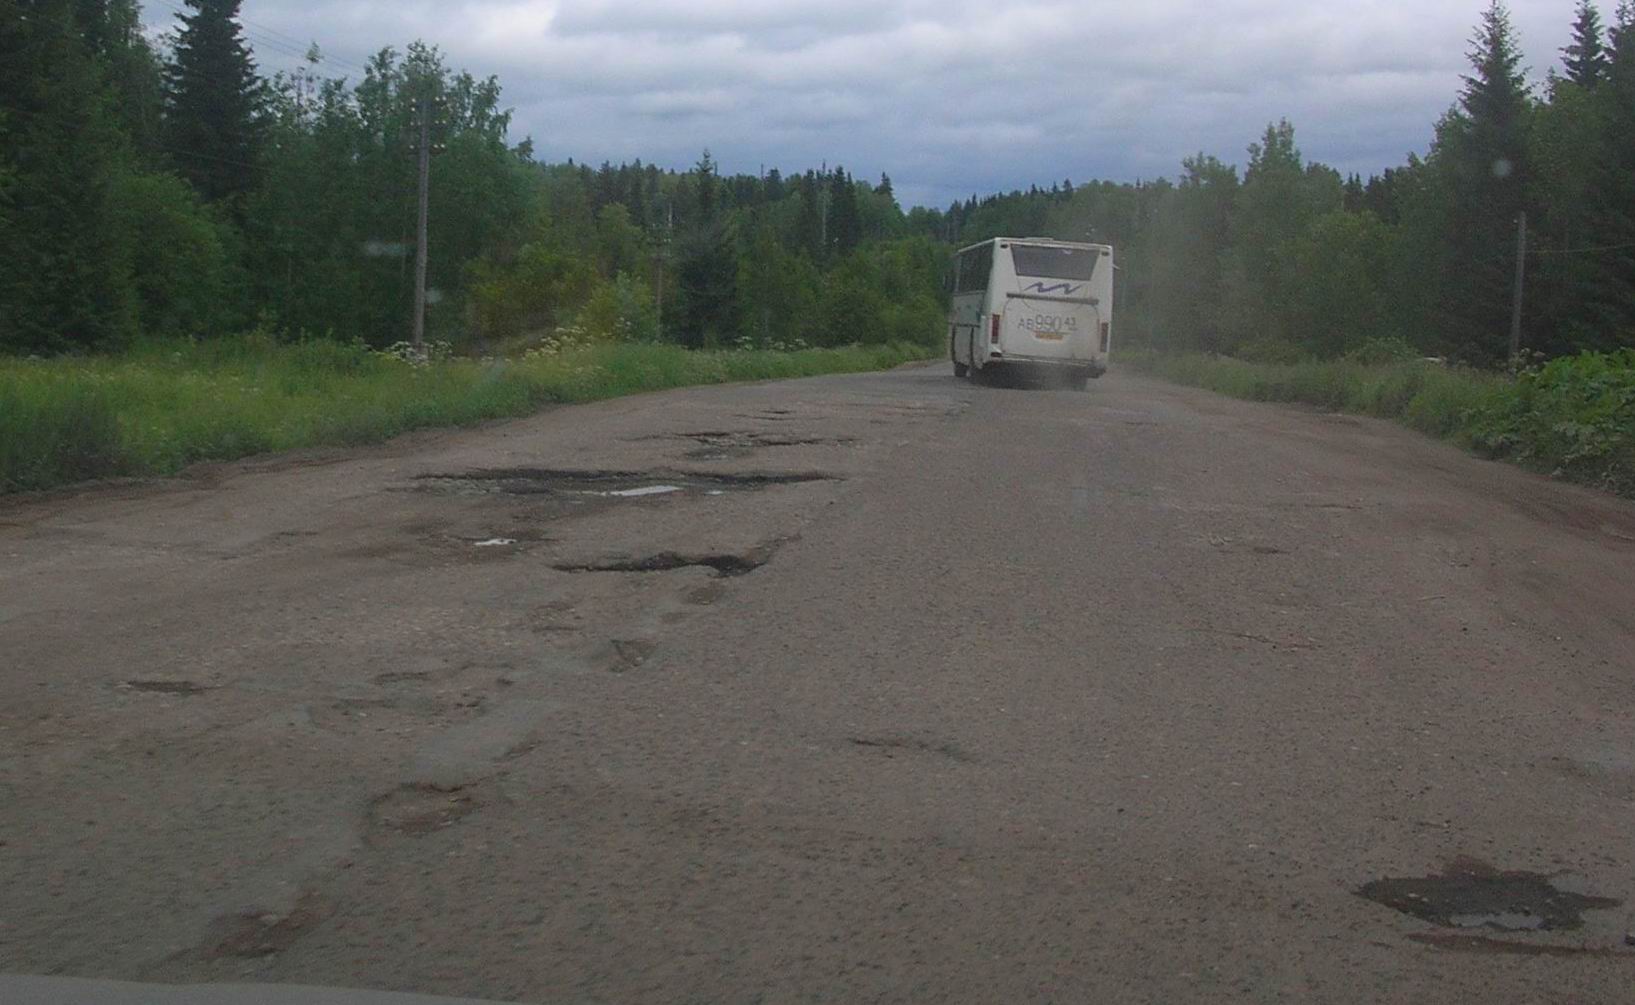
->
xmin=1023 ymin=282 xmax=1084 ymax=296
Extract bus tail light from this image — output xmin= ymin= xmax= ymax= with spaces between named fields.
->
xmin=990 ymin=314 xmax=1001 ymax=345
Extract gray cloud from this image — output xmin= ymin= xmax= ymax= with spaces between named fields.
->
xmin=146 ymin=1 xmax=1581 ymax=206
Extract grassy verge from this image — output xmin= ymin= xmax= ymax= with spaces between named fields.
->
xmin=1 ymin=337 xmax=932 ymax=494
xmin=1123 ymin=349 xmax=1635 ymax=497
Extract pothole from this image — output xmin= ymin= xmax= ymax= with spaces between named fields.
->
xmin=201 ymin=891 xmax=334 ymax=959
xmin=851 ymin=735 xmax=975 ymax=764
xmin=119 ymin=680 xmax=212 ymax=696
xmin=370 ymin=783 xmax=480 ymax=838
xmin=1408 ymin=932 xmax=1634 ymax=956
xmin=417 ymin=468 xmax=837 ymax=498
xmin=684 ymin=582 xmax=728 ymax=606
xmin=632 ymin=431 xmax=859 ymax=460
xmin=1356 ymin=858 xmax=1621 ymax=932
xmin=597 ymin=638 xmax=658 ymax=673
xmin=373 ymin=671 xmax=432 ymax=685
xmin=554 ymin=548 xmax=776 ymax=578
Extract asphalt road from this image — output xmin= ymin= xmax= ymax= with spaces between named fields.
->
xmin=3 ymin=363 xmax=1634 ymax=1003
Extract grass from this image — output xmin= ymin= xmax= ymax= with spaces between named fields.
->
xmin=1124 ymin=349 xmax=1635 ymax=497
xmin=0 ymin=337 xmax=933 ymax=494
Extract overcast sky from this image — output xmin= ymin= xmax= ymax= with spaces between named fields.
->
xmin=143 ymin=1 xmax=1584 ymax=207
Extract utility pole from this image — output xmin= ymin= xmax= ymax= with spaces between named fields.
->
xmin=653 ymin=204 xmax=672 ymax=341
xmin=1509 ymin=210 xmax=1527 ymax=361
xmin=411 ymin=93 xmax=432 ymax=356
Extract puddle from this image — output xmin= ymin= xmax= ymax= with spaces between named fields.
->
xmin=473 ymin=538 xmax=518 ymax=548
xmin=1356 ymin=857 xmax=1621 ymax=932
xmin=418 ymin=468 xmax=835 ymax=498
xmin=1407 ymin=931 xmax=1632 ymax=956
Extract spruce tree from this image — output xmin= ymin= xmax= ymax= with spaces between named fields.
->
xmin=827 ymin=168 xmax=861 ymax=258
xmin=693 ymin=149 xmax=718 ymax=222
xmin=89 ymin=1 xmax=165 ymax=162
xmin=795 ymin=172 xmax=823 ymax=260
xmin=671 ymin=150 xmax=736 ymax=346
xmin=1434 ymin=1 xmax=1533 ymax=361
xmin=165 ymin=0 xmax=263 ymax=202
xmin=1342 ymin=173 xmax=1366 ymax=212
xmin=1564 ymin=0 xmax=1611 ymax=87
xmin=0 ymin=0 xmax=136 ymax=352
xmin=1578 ymin=0 xmax=1635 ymax=344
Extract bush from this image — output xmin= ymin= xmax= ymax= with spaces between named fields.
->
xmin=1345 ymin=336 xmax=1420 ymax=366
xmin=107 ymin=171 xmax=236 ymax=338
xmin=1466 ymin=350 xmax=1635 ymax=493
xmin=467 ymin=244 xmax=599 ymax=342
xmin=1125 ymin=351 xmax=1580 ymax=480
xmin=576 ymin=273 xmax=660 ymax=343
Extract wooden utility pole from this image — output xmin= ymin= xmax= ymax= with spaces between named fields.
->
xmin=1509 ymin=210 xmax=1527 ymax=360
xmin=411 ymin=94 xmax=432 ymax=355
xmin=653 ymin=204 xmax=673 ymax=342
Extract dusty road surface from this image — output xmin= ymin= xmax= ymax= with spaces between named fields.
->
xmin=3 ymin=363 xmax=1635 ymax=1003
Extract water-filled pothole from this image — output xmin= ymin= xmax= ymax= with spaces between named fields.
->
xmin=418 ymin=468 xmax=836 ymax=497
xmin=1356 ymin=857 xmax=1621 ymax=932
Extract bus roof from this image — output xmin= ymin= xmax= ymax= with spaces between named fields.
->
xmin=955 ymin=237 xmax=1111 ymax=255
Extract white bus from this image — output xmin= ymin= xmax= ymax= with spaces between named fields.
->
xmin=948 ymin=238 xmax=1113 ymax=389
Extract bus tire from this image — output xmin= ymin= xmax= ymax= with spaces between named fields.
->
xmin=953 ymin=360 xmax=969 ymax=378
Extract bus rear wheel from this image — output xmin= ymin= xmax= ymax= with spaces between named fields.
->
xmin=953 ymin=361 xmax=969 ymax=378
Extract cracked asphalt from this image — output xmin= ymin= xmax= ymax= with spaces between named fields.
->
xmin=3 ymin=363 xmax=1635 ymax=1003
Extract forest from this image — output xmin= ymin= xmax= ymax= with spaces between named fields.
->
xmin=0 ymin=0 xmax=947 ymax=356
xmin=4 ymin=1 xmax=1633 ymax=365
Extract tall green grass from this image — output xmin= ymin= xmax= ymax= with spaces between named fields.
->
xmin=0 ymin=338 xmax=931 ymax=494
xmin=1125 ymin=349 xmax=1635 ymax=496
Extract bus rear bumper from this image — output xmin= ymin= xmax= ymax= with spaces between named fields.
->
xmin=987 ymin=353 xmax=1107 ymax=378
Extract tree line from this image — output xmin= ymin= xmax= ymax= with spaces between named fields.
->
xmin=3 ymin=0 xmax=1632 ymax=366
xmin=922 ymin=1 xmax=1635 ymax=366
xmin=0 ymin=0 xmax=945 ymax=356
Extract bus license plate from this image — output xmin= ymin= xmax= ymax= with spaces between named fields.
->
xmin=1020 ymin=314 xmax=1077 ymax=340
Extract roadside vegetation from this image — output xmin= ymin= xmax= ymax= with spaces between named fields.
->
xmin=0 ymin=337 xmax=929 ymax=494
xmin=1126 ymin=347 xmax=1635 ymax=497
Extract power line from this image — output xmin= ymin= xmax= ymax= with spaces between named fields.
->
xmin=148 ymin=0 xmax=374 ymax=77
xmin=1529 ymin=240 xmax=1635 ymax=256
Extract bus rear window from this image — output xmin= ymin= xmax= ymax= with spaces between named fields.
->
xmin=1011 ymin=245 xmax=1098 ymax=281
xmin=954 ymin=243 xmax=994 ymax=293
